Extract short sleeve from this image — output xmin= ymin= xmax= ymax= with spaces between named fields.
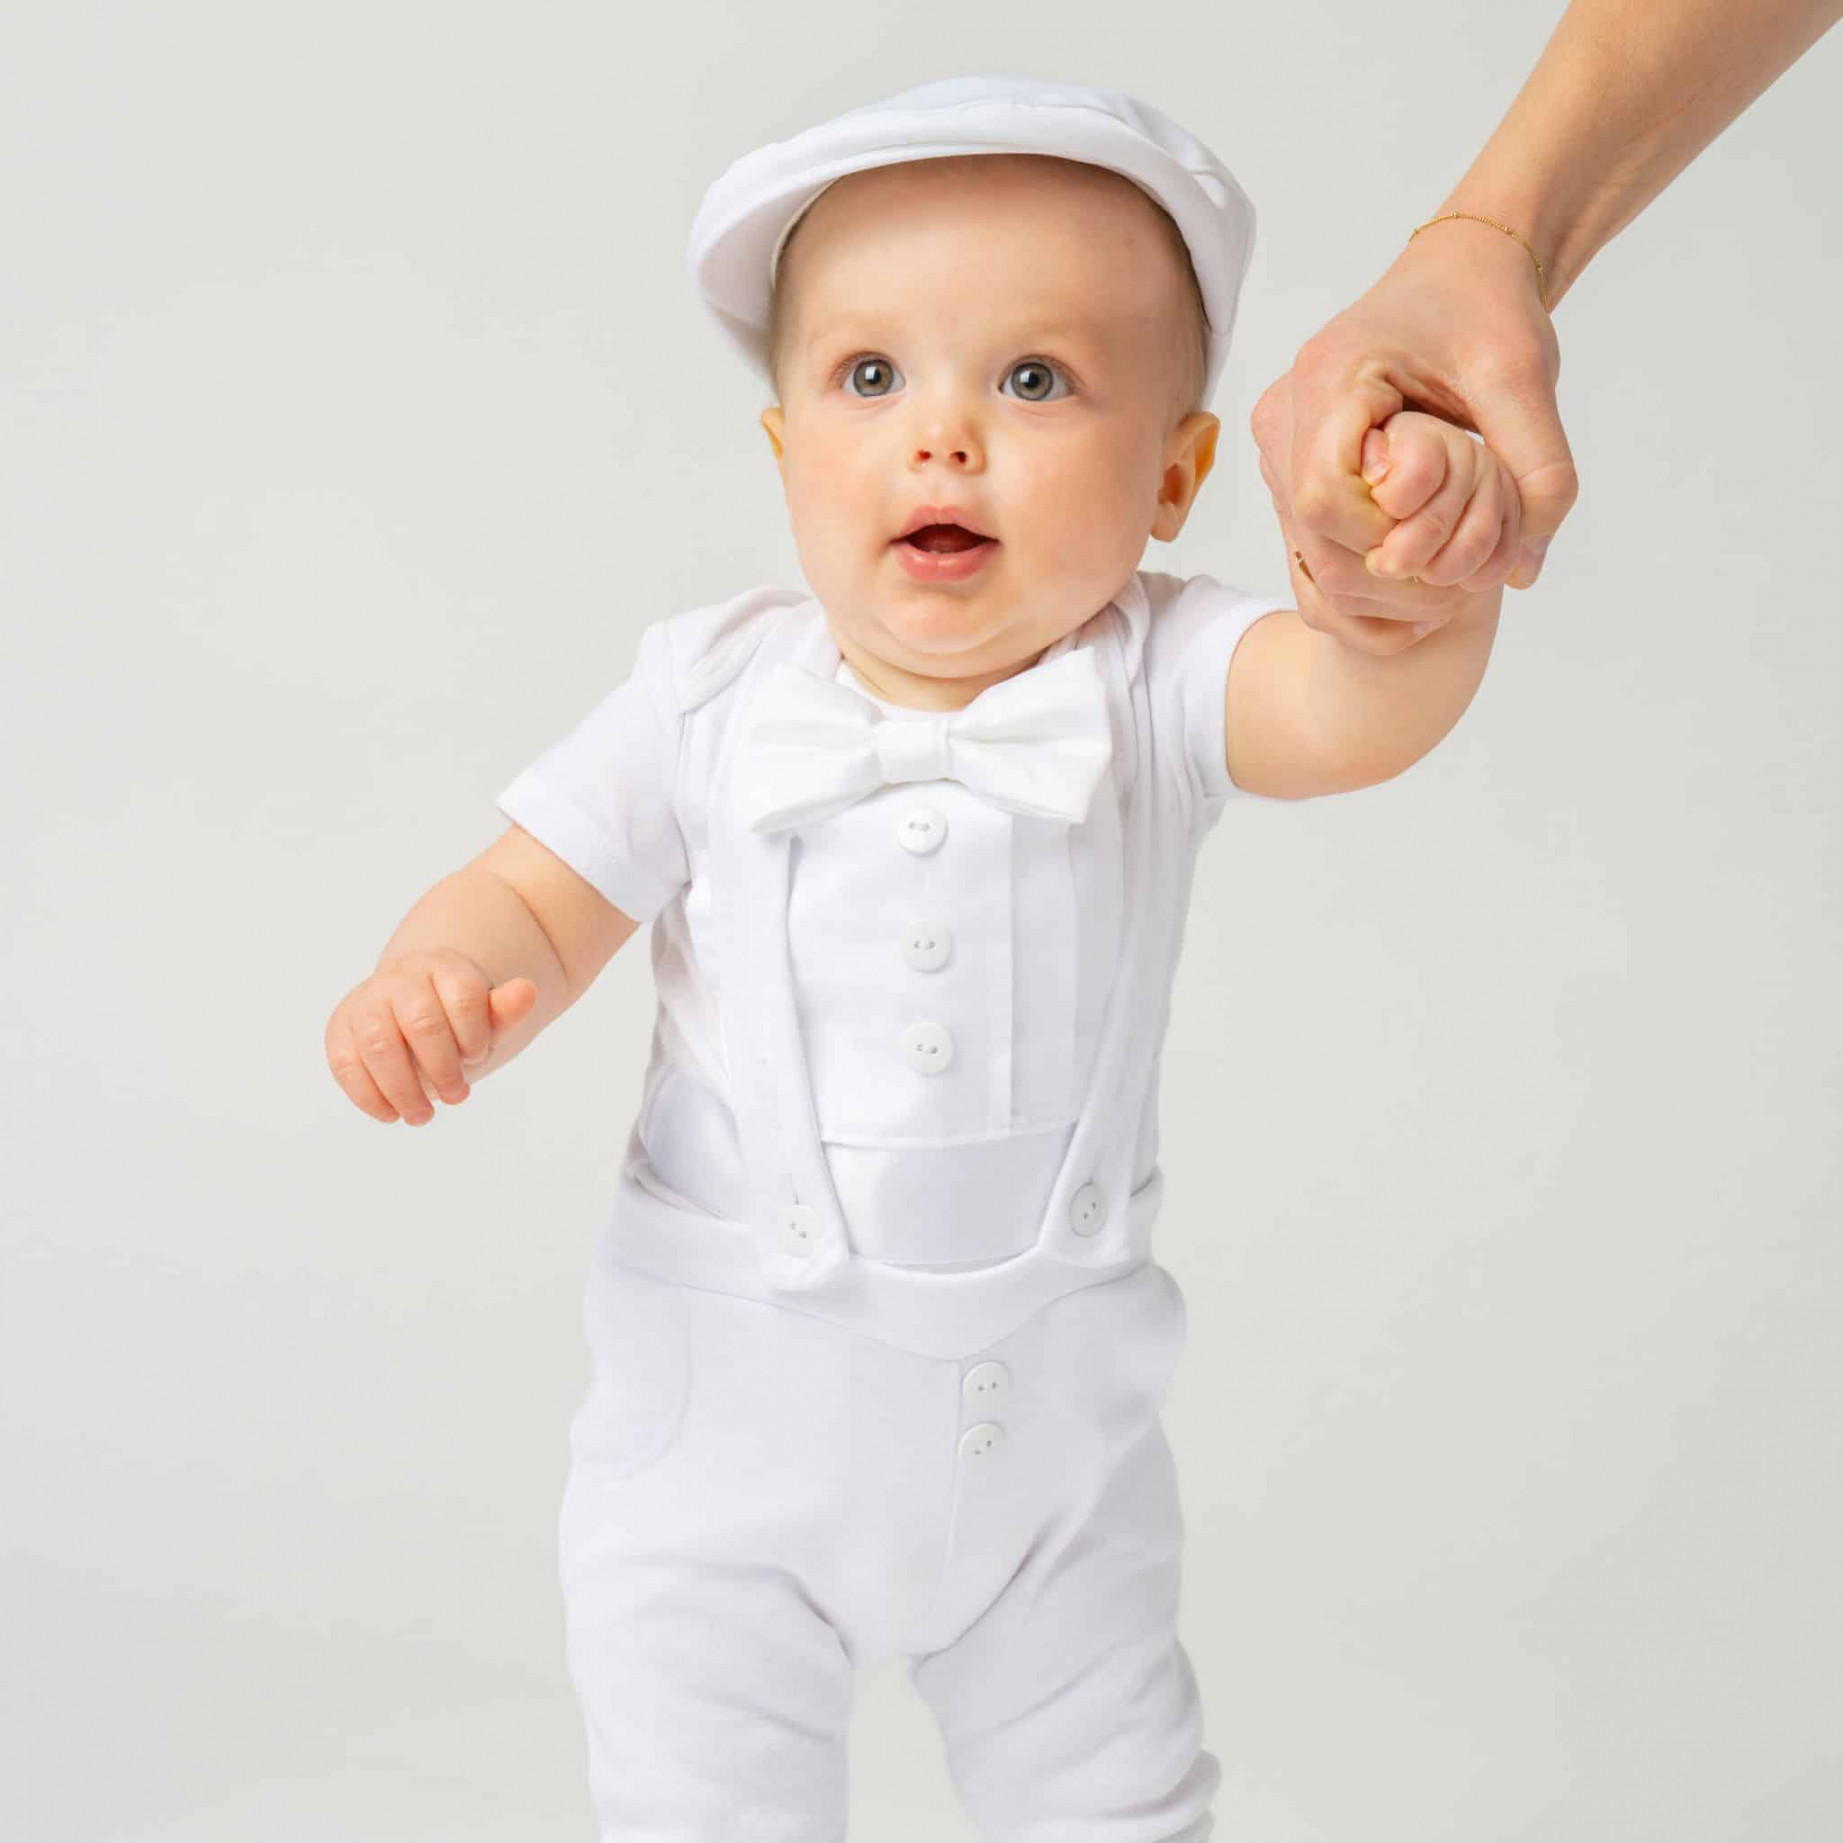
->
xmin=492 ymin=620 xmax=689 ymax=924
xmin=1141 ymin=571 xmax=1293 ymax=839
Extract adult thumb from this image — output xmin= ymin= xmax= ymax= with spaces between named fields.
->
xmin=1467 ymin=367 xmax=1579 ymax=582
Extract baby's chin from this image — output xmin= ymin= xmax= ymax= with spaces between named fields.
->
xmin=821 ymin=556 xmax=1103 ymax=675
xmin=844 ymin=617 xmax=1078 ymax=711
xmin=861 ymin=595 xmax=1030 ymax=668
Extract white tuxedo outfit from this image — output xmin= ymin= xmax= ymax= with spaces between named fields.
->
xmin=494 ymin=568 xmax=1287 ymax=1839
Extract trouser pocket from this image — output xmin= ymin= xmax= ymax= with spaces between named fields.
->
xmin=567 ymin=1252 xmax=693 ymax=1484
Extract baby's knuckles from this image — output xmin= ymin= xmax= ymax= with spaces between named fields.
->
xmin=324 ymin=1001 xmax=394 ymax=1120
xmin=1373 ymin=411 xmax=1506 ymax=578
xmin=1453 ymin=451 xmax=1517 ymax=559
xmin=389 ymin=955 xmax=484 ymax=1096
xmin=1371 ymin=410 xmax=1462 ymax=509
xmin=395 ymin=990 xmax=467 ymax=1072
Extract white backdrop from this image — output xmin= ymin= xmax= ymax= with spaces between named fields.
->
xmin=3 ymin=3 xmax=1838 ymax=1838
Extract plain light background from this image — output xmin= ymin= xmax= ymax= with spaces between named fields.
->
xmin=4 ymin=2 xmax=1838 ymax=1838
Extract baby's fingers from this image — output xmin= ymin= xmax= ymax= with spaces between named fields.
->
xmin=326 ymin=1009 xmax=406 ymax=1124
xmin=346 ymin=995 xmax=436 ymax=1126
xmin=1464 ymin=457 xmax=1528 ymax=590
xmin=426 ymin=953 xmax=499 ymax=1069
xmin=389 ymin=973 xmax=475 ymax=1113
xmin=1360 ymin=420 xmax=1443 ymax=520
xmin=1367 ymin=428 xmax=1513 ymax=588
xmin=1406 ymin=458 xmax=1514 ymax=590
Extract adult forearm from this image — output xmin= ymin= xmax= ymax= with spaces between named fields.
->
xmin=1431 ymin=0 xmax=1842 ymax=309
xmin=1303 ymin=598 xmax=1502 ymax=785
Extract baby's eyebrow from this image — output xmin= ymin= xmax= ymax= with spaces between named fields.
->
xmin=800 ymin=318 xmax=868 ymax=352
xmin=802 ymin=316 xmax=1106 ymax=353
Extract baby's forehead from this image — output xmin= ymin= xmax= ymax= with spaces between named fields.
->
xmin=793 ymin=164 xmax=1182 ymax=307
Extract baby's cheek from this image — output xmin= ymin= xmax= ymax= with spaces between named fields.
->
xmin=789 ymin=482 xmax=873 ymax=562
xmin=1055 ymin=481 xmax=1141 ymax=577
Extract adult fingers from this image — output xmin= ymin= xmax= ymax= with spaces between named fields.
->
xmin=1256 ymin=366 xmax=1458 ymax=646
xmin=1250 ymin=365 xmax=1395 ymax=572
xmin=1282 ymin=341 xmax=1409 ymax=559
xmin=1287 ymin=516 xmax=1439 ymax=657
xmin=1462 ymin=351 xmax=1578 ymax=587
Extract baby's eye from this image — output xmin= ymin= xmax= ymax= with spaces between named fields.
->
xmin=842 ymin=356 xmax=902 ymax=398
xmin=1002 ymin=359 xmax=1072 ymax=403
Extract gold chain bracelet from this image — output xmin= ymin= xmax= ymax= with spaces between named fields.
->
xmin=1408 ymin=211 xmax=1551 ymax=313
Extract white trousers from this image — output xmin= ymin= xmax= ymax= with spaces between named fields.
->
xmin=558 ymin=1232 xmax=1218 ymax=1841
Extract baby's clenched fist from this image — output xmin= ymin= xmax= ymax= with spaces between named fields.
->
xmin=1358 ymin=409 xmax=1524 ymax=611
xmin=325 ymin=950 xmax=536 ymax=1126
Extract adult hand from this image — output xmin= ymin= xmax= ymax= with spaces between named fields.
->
xmin=1250 ymin=220 xmax=1579 ymax=653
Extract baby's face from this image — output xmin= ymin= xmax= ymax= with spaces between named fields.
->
xmin=759 ymin=155 xmax=1219 ymax=709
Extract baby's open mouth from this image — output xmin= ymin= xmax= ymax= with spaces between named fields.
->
xmin=898 ymin=524 xmax=993 ymax=554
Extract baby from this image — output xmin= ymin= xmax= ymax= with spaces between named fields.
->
xmin=326 ymin=75 xmax=1517 ymax=1842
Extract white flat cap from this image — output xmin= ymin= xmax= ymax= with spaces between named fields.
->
xmin=685 ymin=74 xmax=1256 ymax=409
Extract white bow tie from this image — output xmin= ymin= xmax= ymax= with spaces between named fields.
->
xmin=736 ymin=645 xmax=1113 ymax=834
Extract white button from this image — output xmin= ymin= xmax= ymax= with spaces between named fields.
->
xmin=897 ymin=805 xmax=947 ymax=854
xmin=900 ymin=921 xmax=952 ymax=972
xmin=901 ymin=1022 xmax=954 ymax=1074
xmin=962 ymin=1361 xmax=1009 ymax=1411
xmin=776 ymin=1203 xmax=820 ymax=1257
xmin=1069 ymin=1181 xmax=1107 ymax=1236
xmin=959 ymin=1422 xmax=1006 ymax=1462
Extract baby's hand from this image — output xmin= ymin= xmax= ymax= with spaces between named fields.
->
xmin=1357 ymin=409 xmax=1523 ymax=613
xmin=325 ymin=950 xmax=536 ymax=1126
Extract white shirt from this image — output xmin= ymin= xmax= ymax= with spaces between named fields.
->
xmin=493 ymin=568 xmax=1288 ymax=1269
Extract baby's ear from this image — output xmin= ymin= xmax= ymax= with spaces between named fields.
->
xmin=1152 ymin=410 xmax=1219 ymax=541
xmin=1187 ymin=411 xmax=1220 ymax=480
xmin=759 ymin=406 xmax=788 ymax=465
